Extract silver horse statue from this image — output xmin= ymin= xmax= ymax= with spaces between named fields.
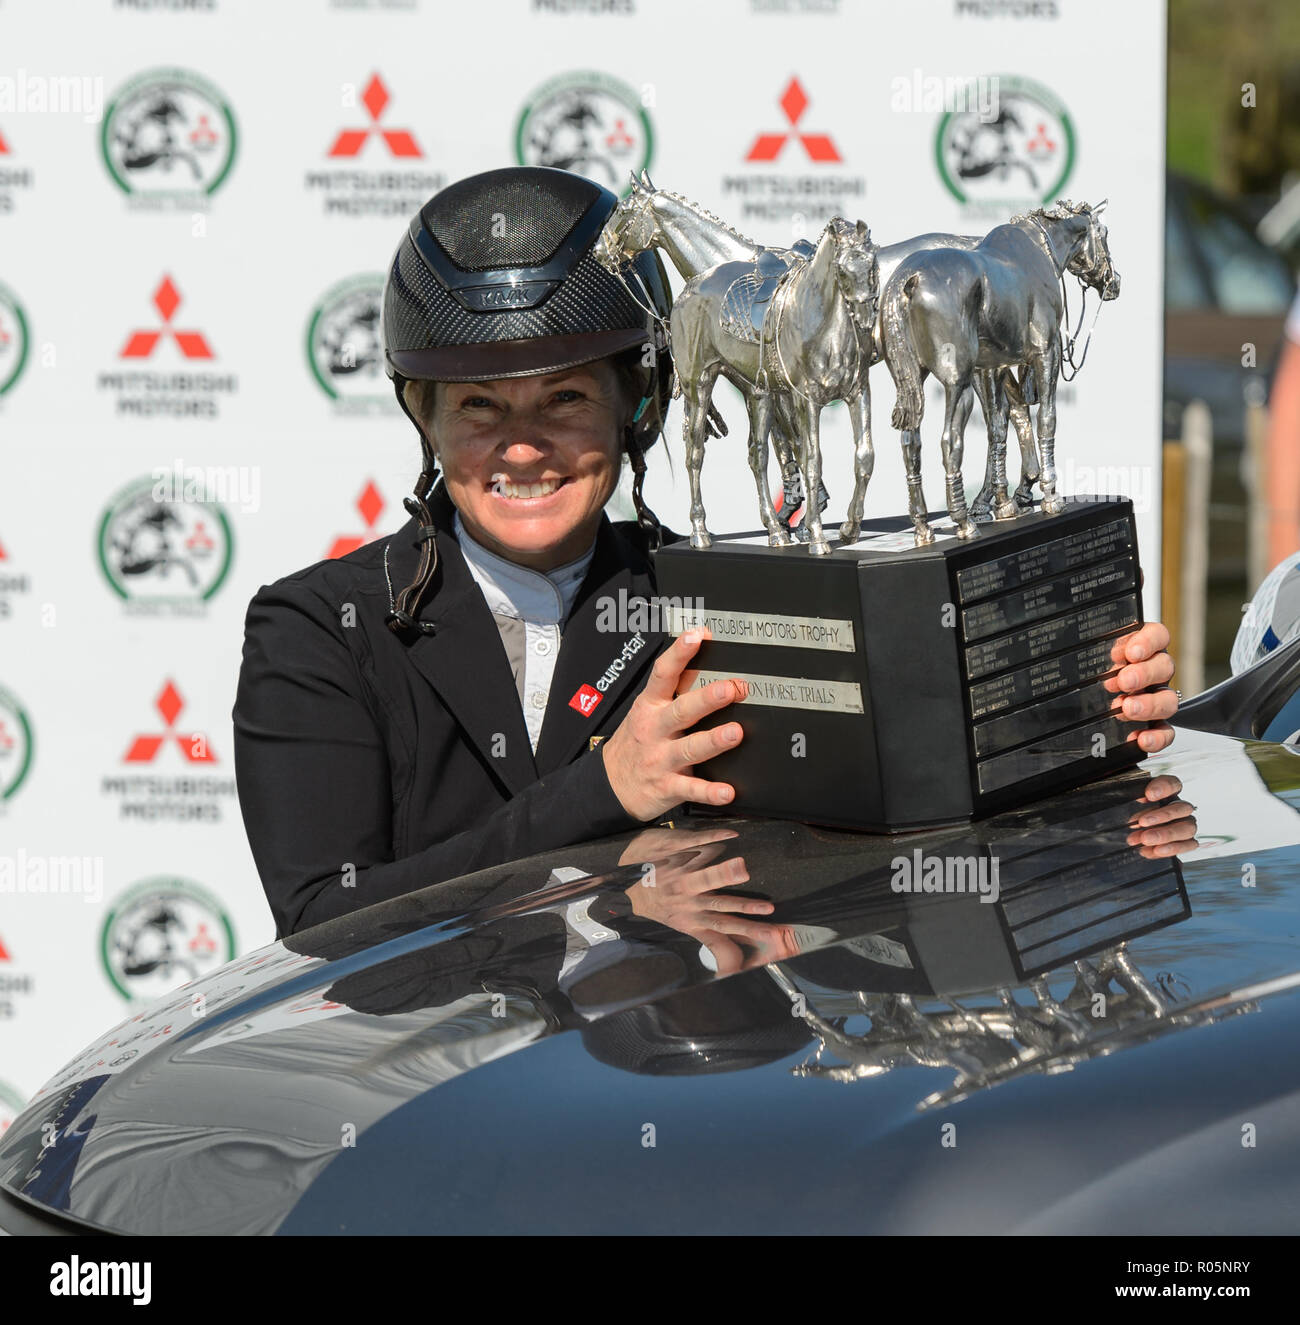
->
xmin=594 ymin=172 xmax=825 ymax=533
xmin=595 ymin=175 xmax=1046 ymax=534
xmin=671 ymin=216 xmax=879 ymax=554
xmin=881 ymin=199 xmax=1119 ymax=546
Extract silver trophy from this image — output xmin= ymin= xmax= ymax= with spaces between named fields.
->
xmin=597 ymin=183 xmax=1119 ymax=552
xmin=881 ymin=198 xmax=1120 ymax=546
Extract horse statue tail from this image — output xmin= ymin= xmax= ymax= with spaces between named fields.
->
xmin=883 ymin=271 xmax=925 ymax=431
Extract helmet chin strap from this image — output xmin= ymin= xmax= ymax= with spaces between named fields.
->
xmin=387 ymin=375 xmax=441 ymax=637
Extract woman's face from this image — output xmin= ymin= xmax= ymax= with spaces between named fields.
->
xmin=429 ymin=357 xmax=631 ymax=571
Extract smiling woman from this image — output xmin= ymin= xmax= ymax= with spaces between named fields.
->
xmin=232 ymin=167 xmax=756 ymax=938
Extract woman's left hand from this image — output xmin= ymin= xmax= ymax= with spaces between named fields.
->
xmin=1106 ymin=620 xmax=1179 ymax=754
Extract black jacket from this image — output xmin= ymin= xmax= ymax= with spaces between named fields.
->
xmin=232 ymin=480 xmax=672 ymax=938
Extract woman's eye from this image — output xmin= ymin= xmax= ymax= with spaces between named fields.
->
xmin=552 ymin=389 xmax=584 ymax=404
xmin=461 ymin=396 xmax=494 ymax=409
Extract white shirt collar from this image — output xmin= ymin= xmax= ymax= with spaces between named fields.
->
xmin=453 ymin=511 xmax=596 ymax=625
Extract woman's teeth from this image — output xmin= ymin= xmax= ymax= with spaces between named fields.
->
xmin=494 ymin=476 xmax=563 ymax=499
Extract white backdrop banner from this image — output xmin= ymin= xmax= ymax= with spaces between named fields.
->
xmin=0 ymin=0 xmax=1167 ymax=1123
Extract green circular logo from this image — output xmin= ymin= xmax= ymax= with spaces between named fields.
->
xmin=101 ymin=876 xmax=236 ymax=1001
xmin=101 ymin=67 xmax=238 ymax=199
xmin=0 ymin=685 xmax=33 ymax=801
xmin=935 ymin=75 xmax=1075 ymax=207
xmin=306 ymin=274 xmax=393 ymax=407
xmin=96 ymin=475 xmax=233 ymax=604
xmin=0 ymin=281 xmax=30 ymax=397
xmin=515 ymin=71 xmax=652 ymax=193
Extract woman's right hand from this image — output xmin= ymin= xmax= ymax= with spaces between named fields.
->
xmin=601 ymin=630 xmax=748 ymax=821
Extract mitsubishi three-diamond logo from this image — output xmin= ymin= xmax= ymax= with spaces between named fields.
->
xmin=121 ymin=276 xmax=214 ymax=360
xmin=746 ymin=77 xmax=840 ymax=163
xmin=329 ymin=74 xmax=421 ymax=158
xmin=124 ymin=681 xmax=215 ymax=764
xmin=326 ymin=480 xmax=385 ymax=559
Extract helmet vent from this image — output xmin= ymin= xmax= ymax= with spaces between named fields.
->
xmin=421 ymin=168 xmax=600 ymax=272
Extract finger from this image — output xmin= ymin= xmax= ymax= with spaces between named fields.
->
xmin=1139 ymin=775 xmax=1183 ymax=802
xmin=674 ymin=774 xmax=738 ymax=807
xmin=641 ymin=629 xmax=711 ymax=704
xmin=1112 ymin=621 xmax=1170 ymax=664
xmin=670 ymin=827 xmax=740 ymax=849
xmin=687 ymin=857 xmax=751 ymax=893
xmin=1125 ymin=722 xmax=1174 ymax=754
xmin=1138 ymin=836 xmax=1200 ymax=859
xmin=701 ymin=891 xmax=774 ymax=916
xmin=1107 ymin=653 xmax=1176 ymax=694
xmin=1129 ymin=815 xmax=1199 ymax=848
xmin=674 ymin=719 xmax=744 ymax=769
xmin=700 ymin=914 xmax=784 ymax=946
xmin=668 ymin=677 xmax=750 ymax=732
xmin=1115 ymin=686 xmax=1179 ymax=722
xmin=1128 ymin=798 xmax=1195 ymax=829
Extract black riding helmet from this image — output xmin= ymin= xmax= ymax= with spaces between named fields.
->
xmin=381 ymin=165 xmax=674 ymax=635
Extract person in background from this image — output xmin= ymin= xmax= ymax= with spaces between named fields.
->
xmin=1265 ymin=290 xmax=1300 ymax=573
xmin=1239 ymin=291 xmax=1300 ymax=674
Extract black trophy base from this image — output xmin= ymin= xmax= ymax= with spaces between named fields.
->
xmin=653 ymin=496 xmax=1149 ymax=832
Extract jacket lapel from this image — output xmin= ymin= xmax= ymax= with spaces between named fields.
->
xmin=533 ymin=518 xmax=667 ymax=775
xmin=386 ymin=484 xmax=537 ymax=795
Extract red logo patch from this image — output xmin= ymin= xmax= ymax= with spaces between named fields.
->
xmin=569 ymin=684 xmax=602 ymax=717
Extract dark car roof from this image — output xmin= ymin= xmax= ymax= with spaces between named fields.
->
xmin=4 ymin=727 xmax=1300 ymax=1234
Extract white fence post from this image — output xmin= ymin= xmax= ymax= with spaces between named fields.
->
xmin=1179 ymin=399 xmax=1212 ymax=697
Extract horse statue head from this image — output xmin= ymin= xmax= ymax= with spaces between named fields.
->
xmin=1068 ymin=199 xmax=1120 ymax=301
xmin=593 ymin=170 xmax=661 ymax=272
xmin=829 ymin=216 xmax=880 ymax=334
xmin=1032 ymin=198 xmax=1120 ymax=301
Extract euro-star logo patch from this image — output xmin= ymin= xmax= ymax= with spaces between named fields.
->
xmin=569 ymin=684 xmax=602 ymax=717
xmin=121 ymin=275 xmax=214 ymax=360
xmin=328 ymin=73 xmax=421 ymax=158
